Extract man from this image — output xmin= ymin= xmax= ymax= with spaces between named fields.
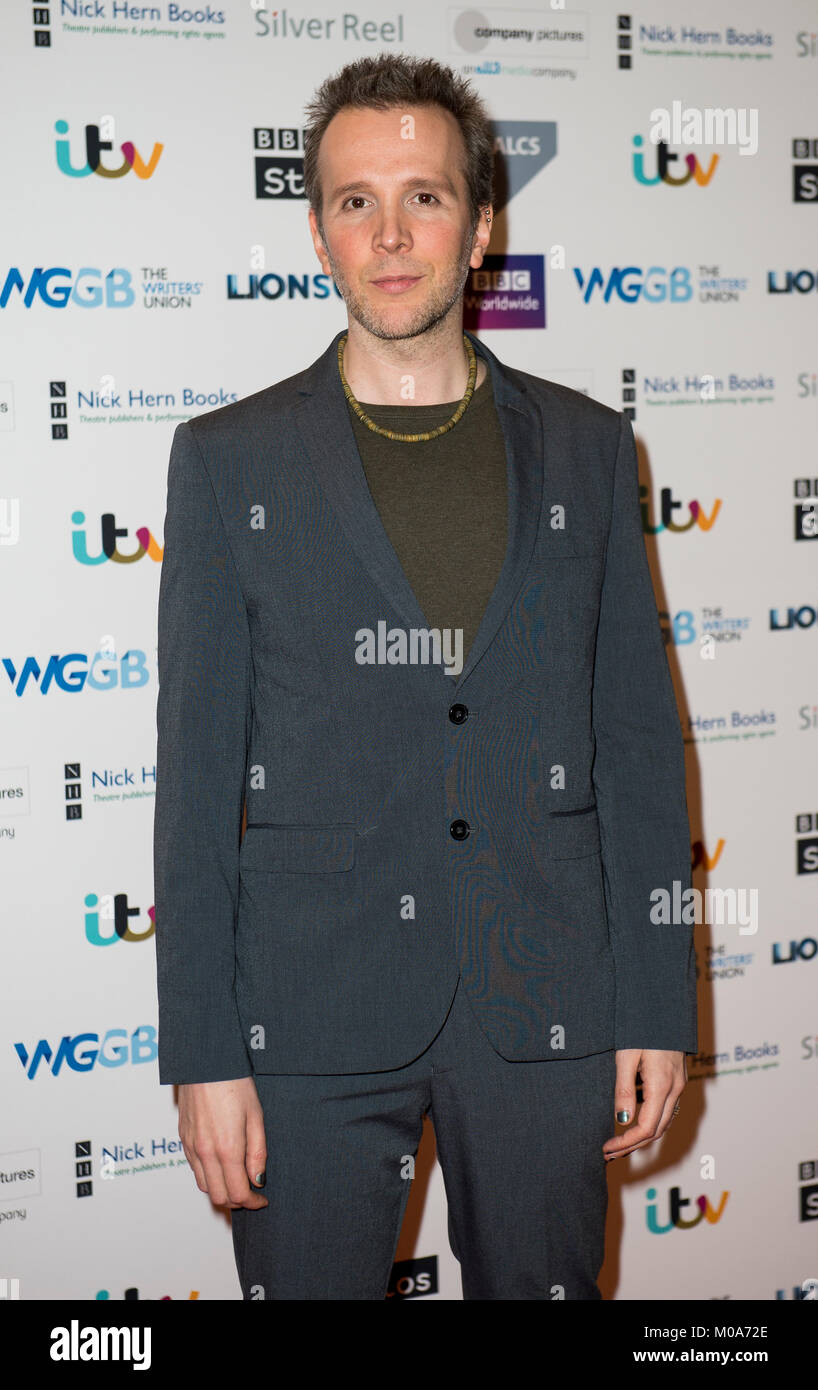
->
xmin=154 ymin=53 xmax=697 ymax=1301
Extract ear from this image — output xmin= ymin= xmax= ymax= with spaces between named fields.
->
xmin=308 ymin=208 xmax=331 ymax=274
xmin=470 ymin=205 xmax=493 ymax=269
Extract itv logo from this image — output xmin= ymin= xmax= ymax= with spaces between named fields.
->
xmin=55 ymin=119 xmax=163 ymax=180
xmin=85 ymin=893 xmax=155 ymax=946
xmin=646 ymin=1185 xmax=729 ymax=1232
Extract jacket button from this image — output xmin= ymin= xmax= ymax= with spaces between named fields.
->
xmin=450 ymin=819 xmax=470 ymax=840
xmin=448 ymin=703 xmax=469 ymax=724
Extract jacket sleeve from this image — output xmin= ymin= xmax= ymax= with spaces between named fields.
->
xmin=153 ymin=421 xmax=254 ymax=1084
xmin=591 ymin=412 xmax=698 ymax=1053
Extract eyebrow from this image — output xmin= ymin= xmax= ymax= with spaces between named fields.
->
xmin=328 ymin=174 xmax=459 ymax=203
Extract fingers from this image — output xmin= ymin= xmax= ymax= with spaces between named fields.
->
xmin=245 ymin=1105 xmax=268 ymax=1197
xmin=187 ymin=1144 xmax=268 ymax=1211
xmin=653 ymin=1080 xmax=685 ymax=1141
xmin=177 ymin=1080 xmax=269 ymax=1211
xmin=602 ymin=1050 xmax=640 ymax=1158
xmin=195 ymin=1145 xmax=234 ymax=1207
xmin=613 ymin=1051 xmax=639 ymax=1127
xmin=221 ymin=1154 xmax=267 ymax=1210
xmin=183 ymin=1143 xmax=210 ymax=1198
xmin=603 ymin=1060 xmax=688 ymax=1161
xmin=604 ymin=1088 xmax=666 ymax=1160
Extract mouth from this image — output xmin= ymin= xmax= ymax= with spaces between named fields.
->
xmin=371 ymin=275 xmax=423 ymax=294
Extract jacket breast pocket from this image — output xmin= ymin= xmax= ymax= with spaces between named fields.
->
xmin=541 ymin=804 xmax=601 ymax=860
xmin=239 ymin=823 xmax=356 ymax=873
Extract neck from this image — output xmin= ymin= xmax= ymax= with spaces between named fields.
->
xmin=341 ymin=319 xmax=486 ymax=405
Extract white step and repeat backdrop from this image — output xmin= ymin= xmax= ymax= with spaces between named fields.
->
xmin=2 ymin=0 xmax=817 ymax=1302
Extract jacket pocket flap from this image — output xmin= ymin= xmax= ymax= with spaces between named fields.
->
xmin=240 ymin=824 xmax=356 ymax=873
xmin=544 ymin=805 xmax=601 ymax=859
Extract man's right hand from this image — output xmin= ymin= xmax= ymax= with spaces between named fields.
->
xmin=178 ymin=1076 xmax=269 ymax=1210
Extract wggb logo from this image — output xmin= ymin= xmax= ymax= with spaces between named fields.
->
xmin=573 ymin=266 xmax=693 ymax=304
xmin=1 ymin=268 xmax=135 ymax=309
xmin=3 ymin=650 xmax=150 ymax=695
xmin=15 ymin=1027 xmax=157 ymax=1079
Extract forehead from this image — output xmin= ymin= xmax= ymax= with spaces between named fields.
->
xmin=319 ymin=103 xmax=465 ymax=177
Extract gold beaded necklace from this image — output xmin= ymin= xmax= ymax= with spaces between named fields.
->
xmin=337 ymin=332 xmax=478 ymax=444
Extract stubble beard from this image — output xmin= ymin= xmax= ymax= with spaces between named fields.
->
xmin=319 ymin=218 xmax=478 ymax=344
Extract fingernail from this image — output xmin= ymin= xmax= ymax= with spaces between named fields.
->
xmin=254 ymin=1171 xmax=266 ymax=1187
xmin=616 ymin=1110 xmax=631 ymax=1124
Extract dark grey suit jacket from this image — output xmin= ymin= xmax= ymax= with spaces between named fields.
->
xmin=153 ymin=327 xmax=697 ymax=1084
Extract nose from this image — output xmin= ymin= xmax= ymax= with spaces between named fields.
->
xmin=372 ymin=198 xmax=412 ymax=255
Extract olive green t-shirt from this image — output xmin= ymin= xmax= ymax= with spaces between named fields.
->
xmin=347 ymin=369 xmax=508 ymax=674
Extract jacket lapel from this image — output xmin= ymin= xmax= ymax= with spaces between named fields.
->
xmin=291 ymin=327 xmax=544 ymax=692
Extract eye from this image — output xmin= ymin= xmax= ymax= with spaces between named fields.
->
xmin=340 ymin=192 xmax=440 ymax=211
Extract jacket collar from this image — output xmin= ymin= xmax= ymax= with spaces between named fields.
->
xmin=292 ymin=326 xmax=544 ymax=693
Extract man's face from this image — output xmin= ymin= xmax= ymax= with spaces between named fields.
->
xmin=308 ymin=103 xmax=490 ymax=342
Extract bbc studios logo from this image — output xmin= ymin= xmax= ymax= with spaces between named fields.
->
xmin=253 ymin=127 xmax=305 ymax=200
xmin=798 ymin=1160 xmax=818 ymax=1222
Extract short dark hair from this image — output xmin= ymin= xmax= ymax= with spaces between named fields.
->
xmin=303 ymin=52 xmax=495 ymax=234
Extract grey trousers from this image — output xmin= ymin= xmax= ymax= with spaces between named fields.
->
xmin=230 ymin=977 xmax=615 ymax=1300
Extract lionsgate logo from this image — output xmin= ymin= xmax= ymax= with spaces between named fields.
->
xmin=354 ymin=621 xmax=464 ymax=676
